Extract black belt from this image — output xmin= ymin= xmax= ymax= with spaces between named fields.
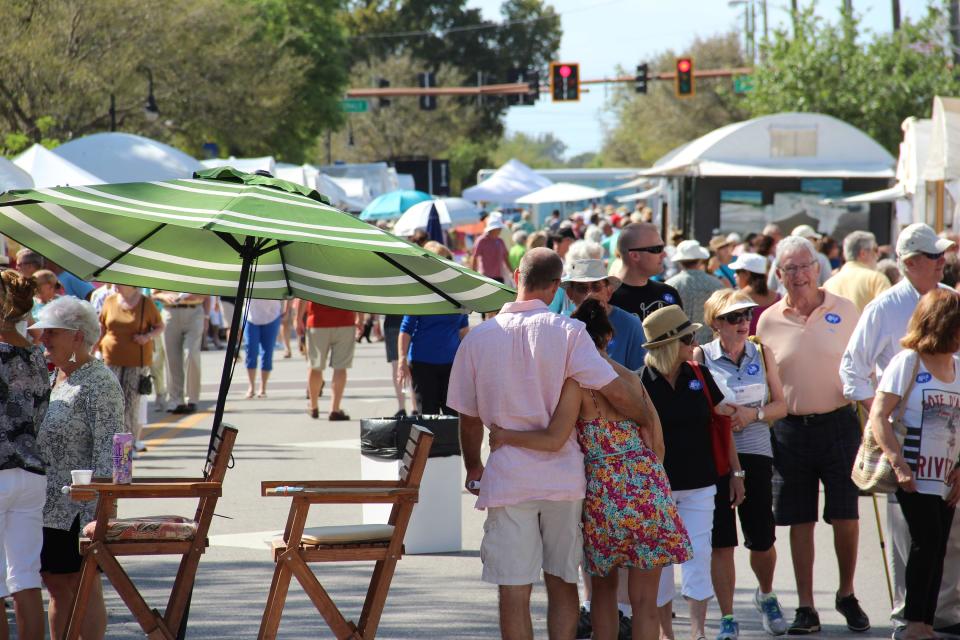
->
xmin=167 ymin=304 xmax=202 ymax=309
xmin=784 ymin=405 xmax=851 ymax=425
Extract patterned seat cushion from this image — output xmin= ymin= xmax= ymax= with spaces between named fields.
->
xmin=82 ymin=516 xmax=197 ymax=541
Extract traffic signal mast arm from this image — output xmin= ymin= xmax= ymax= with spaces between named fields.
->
xmin=344 ymin=67 xmax=752 ymax=98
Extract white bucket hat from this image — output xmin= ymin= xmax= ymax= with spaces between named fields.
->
xmin=728 ymin=253 xmax=768 ymax=275
xmin=560 ymin=259 xmax=622 ymax=292
xmin=672 ymin=240 xmax=710 ymax=262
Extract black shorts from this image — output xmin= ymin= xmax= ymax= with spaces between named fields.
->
xmin=40 ymin=515 xmax=82 ymax=575
xmin=712 ymin=454 xmax=776 ymax=551
xmin=384 ymin=327 xmax=400 ymax=362
xmin=771 ymin=406 xmax=861 ymax=526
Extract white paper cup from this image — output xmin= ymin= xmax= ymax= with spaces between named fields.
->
xmin=71 ymin=470 xmax=93 ymax=485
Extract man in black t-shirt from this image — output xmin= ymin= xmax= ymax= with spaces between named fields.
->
xmin=609 ymin=222 xmax=682 ymax=321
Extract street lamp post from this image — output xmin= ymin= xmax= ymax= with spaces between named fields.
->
xmin=140 ymin=66 xmax=160 ymax=122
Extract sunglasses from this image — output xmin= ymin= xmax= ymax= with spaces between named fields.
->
xmin=679 ymin=333 xmax=697 ymax=345
xmin=628 ymin=245 xmax=665 ymax=254
xmin=720 ymin=310 xmax=753 ymax=324
xmin=570 ymin=281 xmax=608 ymax=294
xmin=922 ymin=251 xmax=945 ymax=261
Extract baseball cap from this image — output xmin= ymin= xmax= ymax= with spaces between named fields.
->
xmin=791 ymin=224 xmax=821 ymax=240
xmin=896 ymin=223 xmax=956 ymax=259
xmin=728 ymin=253 xmax=768 ymax=275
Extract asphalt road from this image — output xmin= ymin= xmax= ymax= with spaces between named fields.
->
xmin=20 ymin=338 xmax=906 ymax=639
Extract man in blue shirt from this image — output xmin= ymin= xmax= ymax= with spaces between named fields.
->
xmin=560 ymin=259 xmax=645 ymax=370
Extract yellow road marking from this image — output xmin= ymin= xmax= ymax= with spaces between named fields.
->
xmin=143 ymin=411 xmax=212 ymax=449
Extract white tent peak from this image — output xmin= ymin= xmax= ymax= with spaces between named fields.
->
xmin=0 ymin=158 xmax=33 ymax=192
xmin=52 ymin=132 xmax=203 ymax=183
xmin=640 ymin=112 xmax=895 ymax=178
xmin=462 ymin=158 xmax=552 ymax=203
xmin=13 ymin=143 xmax=103 ymax=188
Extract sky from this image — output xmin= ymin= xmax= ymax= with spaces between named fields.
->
xmin=466 ymin=0 xmax=933 ymax=161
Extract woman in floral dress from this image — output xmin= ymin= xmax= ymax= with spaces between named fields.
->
xmin=489 ymin=299 xmax=691 ymax=640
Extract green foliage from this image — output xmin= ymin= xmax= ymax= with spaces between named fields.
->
xmin=744 ymin=2 xmax=960 ymax=153
xmin=600 ymin=32 xmax=749 ymax=167
xmin=492 ymin=132 xmax=566 ymax=168
xmin=1 ymin=116 xmax=60 ymax=157
xmin=0 ymin=0 xmax=346 ymax=161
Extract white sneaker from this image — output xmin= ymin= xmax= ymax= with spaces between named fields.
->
xmin=134 ymin=440 xmax=147 ymax=452
xmin=754 ymin=588 xmax=788 ymax=636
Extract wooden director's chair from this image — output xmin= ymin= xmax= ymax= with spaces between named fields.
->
xmin=258 ymin=424 xmax=434 ymax=640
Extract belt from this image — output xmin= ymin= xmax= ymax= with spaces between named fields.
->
xmin=167 ymin=304 xmax=202 ymax=309
xmin=784 ymin=405 xmax=851 ymax=425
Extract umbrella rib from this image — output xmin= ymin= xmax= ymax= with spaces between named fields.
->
xmin=275 ymin=242 xmax=293 ymax=297
xmin=214 ymin=231 xmax=244 ymax=255
xmin=375 ymin=252 xmax=463 ymax=309
xmin=93 ymin=223 xmax=167 ymax=278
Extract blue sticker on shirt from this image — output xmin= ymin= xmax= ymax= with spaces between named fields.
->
xmin=746 ymin=363 xmax=760 ymax=375
xmin=663 ymin=293 xmax=676 ymax=304
xmin=688 ymin=379 xmax=703 ymax=391
xmin=825 ymin=313 xmax=841 ymax=324
xmin=916 ymin=372 xmax=932 ymax=384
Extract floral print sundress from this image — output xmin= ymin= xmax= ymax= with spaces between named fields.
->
xmin=578 ymin=390 xmax=692 ymax=576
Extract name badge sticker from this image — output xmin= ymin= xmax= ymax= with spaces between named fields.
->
xmin=917 ymin=372 xmax=932 ymax=384
xmin=688 ymin=379 xmax=703 ymax=391
xmin=746 ymin=363 xmax=760 ymax=375
xmin=663 ymin=293 xmax=676 ymax=304
xmin=825 ymin=313 xmax=841 ymax=324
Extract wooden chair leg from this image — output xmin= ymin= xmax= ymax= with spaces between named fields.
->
xmin=356 ymin=558 xmax=399 ymax=639
xmin=284 ymin=553 xmax=357 ymax=639
xmin=93 ymin=545 xmax=173 ymax=639
xmin=258 ymin=557 xmax=294 ymax=640
xmin=63 ymin=552 xmax=101 ymax=640
xmin=164 ymin=548 xmax=203 ymax=633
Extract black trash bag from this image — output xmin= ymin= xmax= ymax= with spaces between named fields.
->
xmin=360 ymin=414 xmax=461 ymax=460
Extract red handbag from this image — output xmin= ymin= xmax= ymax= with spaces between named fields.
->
xmin=689 ymin=362 xmax=732 ymax=477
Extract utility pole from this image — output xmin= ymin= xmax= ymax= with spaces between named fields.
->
xmin=892 ymin=0 xmax=901 ymax=30
xmin=952 ymin=1 xmax=960 ymax=65
xmin=762 ymin=0 xmax=769 ymax=44
xmin=790 ymin=0 xmax=798 ymax=38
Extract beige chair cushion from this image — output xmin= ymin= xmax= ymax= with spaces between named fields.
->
xmin=281 ymin=524 xmax=395 ymax=546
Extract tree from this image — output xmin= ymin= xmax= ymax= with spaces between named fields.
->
xmin=600 ymin=32 xmax=748 ymax=167
xmin=0 ymin=0 xmax=347 ymax=161
xmin=491 ymin=132 xmax=566 ymax=168
xmin=744 ymin=3 xmax=960 ymax=154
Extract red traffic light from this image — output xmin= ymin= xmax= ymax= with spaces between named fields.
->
xmin=558 ymin=65 xmax=572 ymax=79
xmin=677 ymin=59 xmax=691 ymax=73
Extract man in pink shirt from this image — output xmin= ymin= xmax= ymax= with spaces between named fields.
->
xmin=448 ymin=247 xmax=647 ymax=639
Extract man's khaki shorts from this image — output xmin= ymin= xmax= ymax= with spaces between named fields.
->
xmin=306 ymin=326 xmax=356 ymax=370
xmin=480 ymin=499 xmax=583 ymax=586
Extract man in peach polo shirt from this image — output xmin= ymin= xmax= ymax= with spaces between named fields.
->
xmin=448 ymin=248 xmax=646 ymax=640
xmin=756 ymin=236 xmax=868 ymax=636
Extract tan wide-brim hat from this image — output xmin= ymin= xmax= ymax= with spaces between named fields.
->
xmin=642 ymin=304 xmax=702 ymax=349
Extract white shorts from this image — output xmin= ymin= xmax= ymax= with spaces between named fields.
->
xmin=480 ymin=499 xmax=583 ymax=586
xmin=0 ymin=468 xmax=47 ymax=596
xmin=657 ymin=484 xmax=716 ymax=606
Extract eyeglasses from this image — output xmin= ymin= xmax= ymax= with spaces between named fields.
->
xmin=679 ymin=333 xmax=697 ymax=346
xmin=628 ymin=245 xmax=665 ymax=254
xmin=570 ymin=281 xmax=608 ymax=294
xmin=922 ymin=251 xmax=945 ymax=261
xmin=780 ymin=261 xmax=815 ymax=276
xmin=720 ymin=310 xmax=753 ymax=324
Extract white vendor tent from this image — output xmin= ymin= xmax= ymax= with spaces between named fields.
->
xmin=0 ymin=158 xmax=34 ymax=192
xmin=52 ymin=132 xmax=203 ymax=182
xmin=635 ymin=112 xmax=895 ymax=179
xmin=515 ymin=182 xmax=607 ymax=204
xmin=924 ymin=96 xmax=960 ymax=183
xmin=462 ymin=158 xmax=552 ymax=203
xmin=13 ymin=143 xmax=103 ymax=187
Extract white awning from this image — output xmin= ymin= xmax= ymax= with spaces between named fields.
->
xmin=616 ymin=186 xmax=661 ymax=203
xmin=820 ymin=183 xmax=906 ymax=205
xmin=515 ymin=182 xmax=606 ymax=204
xmin=636 ymin=160 xmax=894 ymax=179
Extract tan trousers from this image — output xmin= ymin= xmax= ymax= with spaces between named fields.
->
xmin=150 ymin=334 xmax=166 ymax=401
xmin=162 ymin=305 xmax=203 ymax=407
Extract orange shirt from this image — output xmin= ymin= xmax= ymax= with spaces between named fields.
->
xmin=756 ymin=290 xmax=859 ymax=416
xmin=100 ymin=294 xmax=162 ymax=367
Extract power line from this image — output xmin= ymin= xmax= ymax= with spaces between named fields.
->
xmin=348 ymin=0 xmax=630 ymax=40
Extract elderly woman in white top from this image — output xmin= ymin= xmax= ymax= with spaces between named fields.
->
xmin=33 ymin=297 xmax=124 ymax=640
xmin=694 ymin=289 xmax=788 ymax=640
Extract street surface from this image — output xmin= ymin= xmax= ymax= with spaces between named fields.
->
xmin=33 ymin=339 xmax=902 ymax=639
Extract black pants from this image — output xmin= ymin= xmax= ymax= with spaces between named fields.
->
xmin=410 ymin=361 xmax=454 ymax=416
xmin=897 ymin=488 xmax=956 ymax=625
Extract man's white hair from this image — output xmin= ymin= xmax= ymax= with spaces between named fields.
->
xmin=843 ymin=231 xmax=876 ymax=262
xmin=775 ymin=235 xmax=817 ymax=263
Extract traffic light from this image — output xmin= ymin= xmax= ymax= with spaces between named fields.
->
xmin=507 ymin=68 xmax=539 ymax=106
xmin=418 ymin=72 xmax=436 ymax=110
xmin=550 ymin=62 xmax=579 ymax=102
xmin=675 ymin=57 xmax=694 ymax=98
xmin=635 ymin=63 xmax=648 ymax=94
xmin=377 ymin=78 xmax=390 ymax=108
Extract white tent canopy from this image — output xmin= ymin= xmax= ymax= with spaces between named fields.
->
xmin=616 ymin=186 xmax=661 ymax=203
xmin=515 ymin=182 xmax=606 ymax=205
xmin=923 ymin=96 xmax=960 ymax=182
xmin=52 ymin=133 xmax=203 ymax=183
xmin=820 ymin=183 xmax=906 ymax=205
xmin=201 ymin=156 xmax=276 ymax=175
xmin=0 ymin=158 xmax=33 ymax=192
xmin=462 ymin=158 xmax=552 ymax=203
xmin=13 ymin=143 xmax=103 ymax=187
xmin=635 ymin=112 xmax=895 ymax=179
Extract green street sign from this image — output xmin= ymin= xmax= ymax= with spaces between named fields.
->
xmin=340 ymin=98 xmax=369 ymax=113
xmin=734 ymin=75 xmax=753 ymax=94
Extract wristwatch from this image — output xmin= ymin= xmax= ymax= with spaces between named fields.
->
xmin=732 ymin=470 xmax=747 ymax=478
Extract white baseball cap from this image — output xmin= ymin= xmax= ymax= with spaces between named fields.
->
xmin=717 ymin=298 xmax=758 ymax=317
xmin=896 ymin=223 xmax=955 ymax=259
xmin=791 ymin=224 xmax=821 ymax=240
xmin=728 ymin=253 xmax=768 ymax=275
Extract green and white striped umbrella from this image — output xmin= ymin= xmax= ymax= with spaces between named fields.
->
xmin=0 ymin=167 xmax=514 ymax=315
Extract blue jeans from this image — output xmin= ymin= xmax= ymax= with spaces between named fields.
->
xmin=244 ymin=316 xmax=282 ymax=371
